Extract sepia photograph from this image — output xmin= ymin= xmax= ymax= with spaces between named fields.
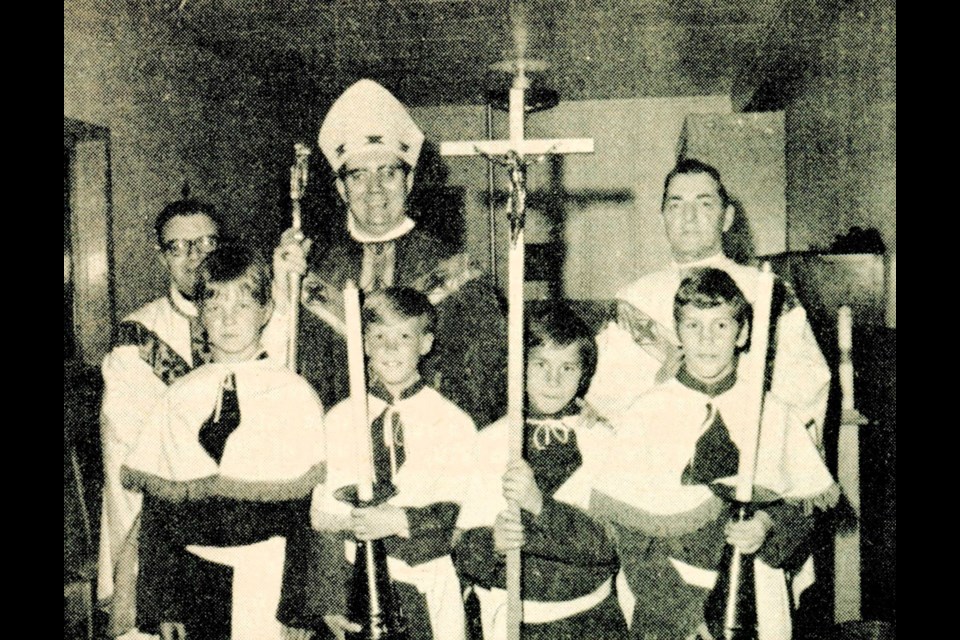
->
xmin=65 ymin=1 xmax=895 ymax=639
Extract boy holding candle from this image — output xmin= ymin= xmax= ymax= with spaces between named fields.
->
xmin=121 ymin=244 xmax=326 ymax=640
xmin=310 ymin=286 xmax=476 ymax=640
xmin=591 ymin=268 xmax=839 ymax=640
xmin=455 ymin=302 xmax=629 ymax=640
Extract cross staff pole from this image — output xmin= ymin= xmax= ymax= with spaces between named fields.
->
xmin=441 ymin=77 xmax=592 ymax=640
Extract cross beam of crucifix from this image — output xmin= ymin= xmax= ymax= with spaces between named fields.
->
xmin=482 ymin=155 xmax=634 ymax=297
xmin=440 ymin=77 xmax=593 ymax=640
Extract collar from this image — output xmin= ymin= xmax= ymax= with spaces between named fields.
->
xmin=348 ymin=216 xmax=416 ymax=244
xmin=202 ymin=350 xmax=271 ymax=379
xmin=526 ymin=400 xmax=585 ymax=451
xmin=208 ymin=350 xmax=271 ymax=366
xmin=370 ymin=376 xmax=426 ymax=404
xmin=676 ymin=365 xmax=737 ymax=397
xmin=527 ymin=398 xmax=583 ymax=422
xmin=671 ymin=252 xmax=731 ymax=274
xmin=168 ymin=285 xmax=199 ymax=318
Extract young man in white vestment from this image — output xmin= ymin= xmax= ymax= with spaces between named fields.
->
xmin=587 ymin=159 xmax=830 ymax=451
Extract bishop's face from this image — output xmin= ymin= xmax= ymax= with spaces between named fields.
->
xmin=661 ymin=172 xmax=734 ymax=263
xmin=336 ymin=149 xmax=414 ymax=238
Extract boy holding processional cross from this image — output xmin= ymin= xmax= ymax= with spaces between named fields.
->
xmin=310 ymin=286 xmax=475 ymax=640
xmin=455 ymin=301 xmax=629 ymax=640
xmin=121 ymin=243 xmax=327 ymax=640
xmin=591 ymin=268 xmax=839 ymax=640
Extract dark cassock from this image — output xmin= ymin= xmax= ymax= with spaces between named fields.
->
xmin=266 ymin=79 xmax=507 ymax=429
xmin=455 ymin=405 xmax=629 ymax=640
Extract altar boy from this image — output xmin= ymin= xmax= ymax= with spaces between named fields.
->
xmin=311 ymin=287 xmax=476 ymax=640
xmin=455 ymin=302 xmax=628 ymax=640
xmin=592 ymin=268 xmax=839 ymax=639
xmin=122 ymin=244 xmax=326 ymax=640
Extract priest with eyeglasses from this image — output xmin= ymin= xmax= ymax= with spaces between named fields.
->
xmin=99 ymin=198 xmax=224 ymax=638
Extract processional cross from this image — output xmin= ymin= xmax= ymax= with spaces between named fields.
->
xmin=439 ymin=7 xmax=594 ymax=640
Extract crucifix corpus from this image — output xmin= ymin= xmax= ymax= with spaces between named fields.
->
xmin=440 ymin=12 xmax=594 ymax=640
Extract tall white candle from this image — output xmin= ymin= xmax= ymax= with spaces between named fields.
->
xmin=736 ymin=264 xmax=775 ymax=503
xmin=344 ymin=280 xmax=373 ymax=502
xmin=838 ymin=305 xmax=855 ymax=412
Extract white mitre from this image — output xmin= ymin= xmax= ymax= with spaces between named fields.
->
xmin=318 ymin=79 xmax=425 ymax=171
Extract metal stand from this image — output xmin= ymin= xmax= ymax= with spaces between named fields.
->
xmin=335 ymin=484 xmax=409 ymax=640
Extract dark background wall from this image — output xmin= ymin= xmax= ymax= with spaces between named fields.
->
xmin=65 ymin=0 xmax=896 ymax=321
xmin=64 ymin=0 xmax=289 ymax=318
xmin=784 ymin=0 xmax=896 ymax=255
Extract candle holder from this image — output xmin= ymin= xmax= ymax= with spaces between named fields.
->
xmin=704 ymin=486 xmax=781 ymax=640
xmin=335 ymin=483 xmax=409 ymax=640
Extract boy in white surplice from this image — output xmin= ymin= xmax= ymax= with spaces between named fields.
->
xmin=310 ymin=287 xmax=476 ymax=640
xmin=592 ymin=268 xmax=839 ymax=640
xmin=122 ymin=244 xmax=326 ymax=640
xmin=99 ymin=198 xmax=222 ymax=639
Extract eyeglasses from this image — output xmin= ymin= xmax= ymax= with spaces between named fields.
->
xmin=161 ymin=235 xmax=219 ymax=257
xmin=341 ymin=164 xmax=407 ymax=190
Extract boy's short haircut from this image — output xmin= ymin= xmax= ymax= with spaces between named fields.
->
xmin=154 ymin=198 xmax=223 ymax=243
xmin=673 ymin=267 xmax=751 ymax=329
xmin=526 ymin=301 xmax=598 ymax=398
xmin=195 ymin=243 xmax=272 ymax=306
xmin=362 ymin=286 xmax=437 ymax=334
xmin=661 ymin=158 xmax=731 ymax=210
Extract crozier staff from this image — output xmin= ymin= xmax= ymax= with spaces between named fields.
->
xmin=285 ymin=143 xmax=311 ymax=370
